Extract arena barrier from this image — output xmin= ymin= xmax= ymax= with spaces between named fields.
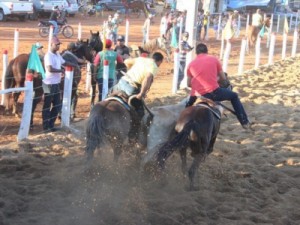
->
xmin=1 ymin=50 xmax=8 ymax=106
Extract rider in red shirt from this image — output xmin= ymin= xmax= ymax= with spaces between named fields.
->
xmin=186 ymin=43 xmax=253 ymax=130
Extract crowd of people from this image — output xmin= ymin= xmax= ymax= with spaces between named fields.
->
xmin=28 ymin=4 xmax=258 ymax=133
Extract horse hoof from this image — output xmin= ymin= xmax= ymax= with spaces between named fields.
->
xmin=14 ymin=113 xmax=21 ymax=118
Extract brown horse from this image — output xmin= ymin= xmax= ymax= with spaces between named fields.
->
xmin=247 ymin=18 xmax=271 ymax=49
xmin=155 ymin=99 xmax=224 ymax=191
xmin=121 ymin=0 xmax=150 ymax=18
xmin=85 ymin=96 xmax=147 ymax=163
xmin=4 ymin=54 xmax=43 ymax=126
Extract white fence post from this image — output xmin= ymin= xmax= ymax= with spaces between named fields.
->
xmin=268 ymin=33 xmax=276 ymax=65
xmin=220 ymin=32 xmax=224 ymax=59
xmin=236 ymin=14 xmax=241 ymax=37
xmin=17 ymin=75 xmax=33 ymax=142
xmin=205 ymin=15 xmax=210 ymax=40
xmin=146 ymin=19 xmax=150 ymax=42
xmin=1 ymin=50 xmax=8 ymax=106
xmin=172 ymin=48 xmax=180 ymax=94
xmin=276 ymin=14 xmax=280 ymax=33
xmin=61 ymin=66 xmax=74 ymax=128
xmin=102 ymin=60 xmax=109 ymax=101
xmin=217 ymin=14 xmax=222 ymax=40
xmin=238 ymin=38 xmax=247 ymax=74
xmin=85 ymin=62 xmax=91 ymax=92
xmin=255 ymin=36 xmax=261 ymax=69
xmin=282 ymin=32 xmax=287 ymax=60
xmin=78 ymin=22 xmax=82 ymax=40
xmin=13 ymin=29 xmax=19 ymax=59
xmin=48 ymin=25 xmax=54 ymax=52
xmin=125 ymin=19 xmax=129 ymax=46
xmin=222 ymin=40 xmax=231 ymax=73
xmin=289 ymin=14 xmax=293 ymax=31
xmin=245 ymin=14 xmax=250 ymax=35
xmin=291 ymin=29 xmax=298 ymax=57
xmin=267 ymin=14 xmax=274 ymax=48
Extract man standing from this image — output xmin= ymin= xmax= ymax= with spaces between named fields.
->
xmin=42 ymin=37 xmax=75 ymax=132
xmin=114 ymin=35 xmax=130 ymax=60
xmin=185 ymin=43 xmax=252 ymax=130
xmin=49 ymin=6 xmax=61 ymax=36
xmin=252 ymin=9 xmax=263 ymax=30
xmin=93 ymin=39 xmax=123 ymax=101
xmin=110 ymin=13 xmax=122 ymax=45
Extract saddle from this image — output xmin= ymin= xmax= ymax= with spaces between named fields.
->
xmin=106 ymin=91 xmax=145 ymax=140
xmin=194 ymin=97 xmax=222 ymax=120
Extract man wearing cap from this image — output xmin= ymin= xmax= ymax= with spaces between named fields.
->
xmin=114 ymin=35 xmax=130 ymax=60
xmin=93 ymin=39 xmax=123 ymax=101
xmin=42 ymin=36 xmax=76 ymax=132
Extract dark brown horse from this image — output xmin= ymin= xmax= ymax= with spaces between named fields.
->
xmin=155 ymin=99 xmax=224 ymax=191
xmin=85 ymin=96 xmax=146 ymax=163
xmin=121 ymin=0 xmax=150 ymax=18
xmin=4 ymin=54 xmax=43 ymax=126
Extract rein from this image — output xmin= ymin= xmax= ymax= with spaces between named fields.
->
xmin=196 ymin=103 xmax=221 ymax=120
xmin=217 ymin=102 xmax=237 ymax=116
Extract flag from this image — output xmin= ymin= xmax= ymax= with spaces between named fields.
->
xmin=27 ymin=45 xmax=45 ymax=79
xmin=259 ymin=25 xmax=265 ymax=37
xmin=284 ymin=17 xmax=289 ymax=34
xmin=170 ymin=27 xmax=178 ymax=48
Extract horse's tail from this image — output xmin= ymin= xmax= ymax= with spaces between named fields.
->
xmin=4 ymin=59 xmax=15 ymax=89
xmin=157 ymin=120 xmax=195 ymax=168
xmin=85 ymin=103 xmax=107 ymax=159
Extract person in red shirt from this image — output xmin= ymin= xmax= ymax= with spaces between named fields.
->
xmin=185 ymin=43 xmax=252 ymax=130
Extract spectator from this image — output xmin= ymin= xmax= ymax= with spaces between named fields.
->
xmin=42 ymin=37 xmax=76 ymax=132
xmin=93 ymin=39 xmax=123 ymax=101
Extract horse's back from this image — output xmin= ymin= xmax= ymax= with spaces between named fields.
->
xmin=90 ymin=100 xmax=131 ymax=136
xmin=5 ymin=54 xmax=29 ymax=88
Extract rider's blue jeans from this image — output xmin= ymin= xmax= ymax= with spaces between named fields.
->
xmin=49 ymin=20 xmax=59 ymax=36
xmin=202 ymin=87 xmax=249 ymax=125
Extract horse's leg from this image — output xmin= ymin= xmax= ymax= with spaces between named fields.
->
xmin=188 ymin=153 xmax=204 ymax=191
xmin=90 ymin=78 xmax=96 ymax=109
xmin=179 ymin=148 xmax=187 ymax=176
xmin=30 ymin=90 xmax=42 ymax=128
xmin=4 ymin=93 xmax=11 ymax=115
xmin=12 ymin=91 xmax=21 ymax=117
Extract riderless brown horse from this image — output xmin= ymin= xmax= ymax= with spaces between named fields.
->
xmin=4 ymin=54 xmax=43 ymax=127
xmin=155 ymin=98 xmax=224 ymax=191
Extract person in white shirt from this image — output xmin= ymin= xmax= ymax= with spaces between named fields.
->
xmin=160 ymin=12 xmax=169 ymax=38
xmin=252 ymin=9 xmax=263 ymax=29
xmin=42 ymin=36 xmax=76 ymax=132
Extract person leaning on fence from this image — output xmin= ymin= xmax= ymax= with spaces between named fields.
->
xmin=185 ymin=43 xmax=253 ymax=130
xmin=49 ymin=5 xmax=61 ymax=36
xmin=93 ymin=39 xmax=123 ymax=101
xmin=42 ymin=37 xmax=77 ymax=132
xmin=178 ymin=31 xmax=193 ymax=89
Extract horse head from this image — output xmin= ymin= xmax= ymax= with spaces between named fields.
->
xmin=71 ymin=40 xmax=93 ymax=63
xmin=89 ymin=30 xmax=103 ymax=52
